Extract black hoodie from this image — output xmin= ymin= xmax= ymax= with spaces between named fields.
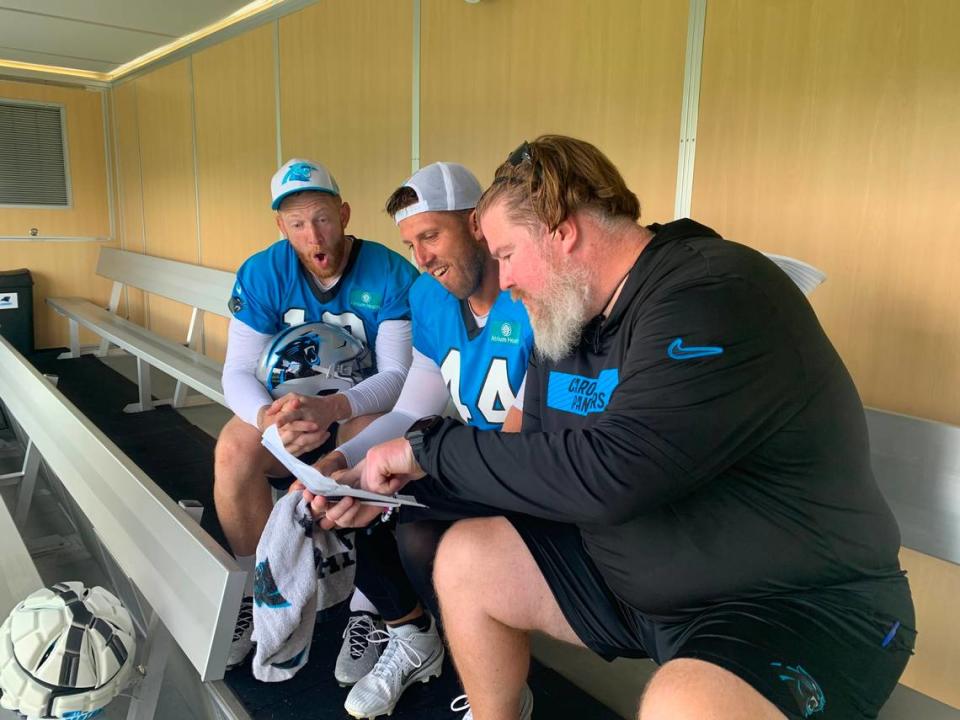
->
xmin=416 ymin=219 xmax=903 ymax=619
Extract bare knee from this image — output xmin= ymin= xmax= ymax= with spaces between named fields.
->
xmin=639 ymin=659 xmax=785 ymax=720
xmin=214 ymin=417 xmax=269 ymax=485
xmin=433 ymin=517 xmax=499 ymax=598
xmin=434 ymin=517 xmax=570 ymax=638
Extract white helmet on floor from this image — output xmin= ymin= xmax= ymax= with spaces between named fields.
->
xmin=256 ymin=322 xmax=370 ymax=398
xmin=0 ymin=582 xmax=137 ymax=720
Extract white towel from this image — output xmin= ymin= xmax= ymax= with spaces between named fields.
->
xmin=251 ymin=493 xmax=355 ymax=681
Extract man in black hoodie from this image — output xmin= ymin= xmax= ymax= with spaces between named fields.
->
xmin=321 ymin=136 xmax=915 ymax=720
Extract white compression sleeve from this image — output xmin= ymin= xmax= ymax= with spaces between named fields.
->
xmin=336 ymin=348 xmax=451 ymax=467
xmin=222 ymin=317 xmax=274 ymax=427
xmin=341 ymin=319 xmax=412 ymax=419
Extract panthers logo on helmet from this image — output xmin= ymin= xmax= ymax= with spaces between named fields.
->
xmin=256 ymin=322 xmax=371 ymax=399
xmin=0 ymin=583 xmax=136 ymax=720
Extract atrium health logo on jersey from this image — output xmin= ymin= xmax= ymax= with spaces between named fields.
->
xmin=547 ymin=368 xmax=619 ymax=416
xmin=282 ymin=162 xmax=316 ymax=183
xmin=771 ymin=662 xmax=825 ymax=717
xmin=491 ymin=320 xmax=520 ymax=345
xmin=350 ymin=288 xmax=381 ymax=311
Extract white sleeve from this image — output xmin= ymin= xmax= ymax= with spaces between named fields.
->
xmin=513 ymin=373 xmax=526 ymax=411
xmin=336 ymin=348 xmax=451 ymax=467
xmin=222 ymin=317 xmax=274 ymax=427
xmin=341 ymin=319 xmax=412 ymax=418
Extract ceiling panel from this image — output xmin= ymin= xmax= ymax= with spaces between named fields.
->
xmin=0 ymin=9 xmax=167 ymax=65
xmin=0 ymin=0 xmax=256 ymax=75
xmin=0 ymin=45 xmax=115 ymax=73
xmin=0 ymin=1 xmax=248 ymax=38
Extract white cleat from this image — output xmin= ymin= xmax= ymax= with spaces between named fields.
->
xmin=344 ymin=616 xmax=444 ymax=718
xmin=335 ymin=613 xmax=385 ymax=687
xmin=450 ymin=684 xmax=534 ymax=720
xmin=226 ymin=596 xmax=254 ymax=668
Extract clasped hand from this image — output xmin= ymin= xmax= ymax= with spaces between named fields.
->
xmin=263 ymin=392 xmax=344 ymax=455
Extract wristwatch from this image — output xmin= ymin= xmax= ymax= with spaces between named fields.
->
xmin=404 ymin=414 xmax=445 ymax=462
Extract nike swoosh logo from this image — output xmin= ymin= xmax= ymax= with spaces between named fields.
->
xmin=667 ymin=338 xmax=724 ymax=360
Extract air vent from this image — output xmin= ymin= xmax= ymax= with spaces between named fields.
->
xmin=0 ymin=100 xmax=70 ymax=207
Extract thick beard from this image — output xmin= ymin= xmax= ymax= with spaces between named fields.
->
xmin=520 ymin=258 xmax=593 ymax=363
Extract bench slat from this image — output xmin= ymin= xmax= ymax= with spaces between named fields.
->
xmin=0 ymin=336 xmax=243 ymax=681
xmin=96 ymin=248 xmax=235 ymax=318
xmin=47 ymin=297 xmax=225 ymax=406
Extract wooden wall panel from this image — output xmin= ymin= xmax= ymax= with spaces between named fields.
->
xmin=134 ymin=59 xmax=199 ymax=343
xmin=0 ymin=80 xmax=110 ymax=239
xmin=110 ymin=81 xmax=146 ymax=326
xmin=279 ymin=0 xmax=413 ymax=255
xmin=899 ymin=548 xmax=960 ymax=708
xmin=420 ymin=0 xmax=688 ymax=226
xmin=0 ymin=241 xmax=114 ymax=349
xmin=193 ymin=24 xmax=278 ymax=362
xmin=693 ymin=0 xmax=960 ymax=425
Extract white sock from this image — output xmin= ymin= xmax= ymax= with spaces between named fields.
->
xmin=349 ymin=588 xmax=379 ymax=615
xmin=237 ymin=554 xmax=256 ymax=596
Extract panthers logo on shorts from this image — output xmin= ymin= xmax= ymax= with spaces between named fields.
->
xmin=771 ymin=662 xmax=825 ymax=717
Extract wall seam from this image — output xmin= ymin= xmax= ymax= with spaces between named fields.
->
xmin=673 ymin=0 xmax=707 ymax=219
xmin=274 ymin=19 xmax=282 ymax=166
xmin=133 ymin=80 xmax=150 ymax=329
xmin=411 ymin=0 xmax=421 ymax=173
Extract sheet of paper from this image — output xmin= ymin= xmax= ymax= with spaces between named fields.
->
xmin=261 ymin=425 xmax=426 ymax=508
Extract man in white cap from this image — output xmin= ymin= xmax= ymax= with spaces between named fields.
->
xmin=215 ymin=158 xmax=418 ymax=668
xmin=294 ymin=162 xmax=534 ymax=719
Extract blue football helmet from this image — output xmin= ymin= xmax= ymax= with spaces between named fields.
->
xmin=256 ymin=322 xmax=370 ymax=398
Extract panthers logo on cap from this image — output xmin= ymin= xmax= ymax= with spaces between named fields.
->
xmin=283 ymin=162 xmax=316 ymax=184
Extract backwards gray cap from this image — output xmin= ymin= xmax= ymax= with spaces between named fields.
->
xmin=393 ymin=162 xmax=483 ymax=224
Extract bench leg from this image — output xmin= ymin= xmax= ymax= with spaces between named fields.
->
xmin=172 ymin=380 xmax=190 ymax=408
xmin=13 ymin=440 xmax=41 ymax=526
xmin=57 ymin=319 xmax=82 ymax=359
xmin=124 ymin=358 xmax=155 ymax=413
xmin=125 ymin=612 xmax=174 ymax=720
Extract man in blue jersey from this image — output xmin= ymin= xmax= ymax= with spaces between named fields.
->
xmin=215 ymin=158 xmax=418 ymax=667
xmin=296 ymin=163 xmax=534 ymax=719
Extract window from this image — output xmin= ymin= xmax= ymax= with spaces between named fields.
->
xmin=0 ymin=100 xmax=70 ymax=207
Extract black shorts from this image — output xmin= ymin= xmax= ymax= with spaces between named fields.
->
xmin=402 ymin=481 xmax=916 ymax=720
xmin=266 ymin=423 xmax=338 ymax=490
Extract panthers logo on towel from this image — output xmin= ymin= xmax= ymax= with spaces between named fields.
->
xmin=254 ymin=559 xmax=291 ymax=609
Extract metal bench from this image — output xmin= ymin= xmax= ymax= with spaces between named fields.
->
xmin=47 ymin=247 xmax=235 ymax=413
xmin=0 ymin=335 xmax=244 ymax=719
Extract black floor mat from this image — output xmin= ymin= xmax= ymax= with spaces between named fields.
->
xmin=28 ymin=350 xmax=623 ymax=720
xmin=226 ymin=602 xmax=623 ymax=720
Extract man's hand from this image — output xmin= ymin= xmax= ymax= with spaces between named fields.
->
xmin=314 ymin=450 xmax=348 ymax=478
xmin=361 ymin=438 xmax=426 ymax=496
xmin=256 ymin=402 xmax=282 ymax=432
xmin=272 ymin=393 xmax=351 ymax=455
xmin=331 ymin=459 xmax=363 ymax=489
xmin=310 ymin=496 xmax=384 ymax=530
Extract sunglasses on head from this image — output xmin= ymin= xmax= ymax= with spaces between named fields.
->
xmin=507 ymin=141 xmax=533 ymax=166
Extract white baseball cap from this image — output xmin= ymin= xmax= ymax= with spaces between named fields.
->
xmin=271 ymin=158 xmax=340 ymax=210
xmin=393 ymin=162 xmax=483 ymax=223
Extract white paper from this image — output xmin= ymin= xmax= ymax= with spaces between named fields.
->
xmin=261 ymin=425 xmax=426 ymax=508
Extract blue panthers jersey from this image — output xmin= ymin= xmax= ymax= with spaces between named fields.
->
xmin=229 ymin=237 xmax=417 ymax=350
xmin=410 ymin=274 xmax=533 ymax=430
